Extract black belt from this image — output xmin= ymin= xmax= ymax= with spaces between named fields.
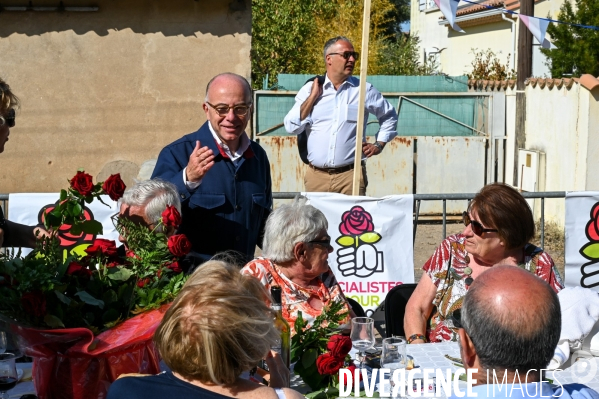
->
xmin=309 ymin=162 xmax=363 ymax=174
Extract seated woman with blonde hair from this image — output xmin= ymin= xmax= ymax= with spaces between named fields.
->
xmin=107 ymin=260 xmax=303 ymax=399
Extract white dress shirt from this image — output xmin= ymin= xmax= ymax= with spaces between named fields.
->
xmin=183 ymin=122 xmax=251 ymax=190
xmin=283 ymin=75 xmax=398 ymax=168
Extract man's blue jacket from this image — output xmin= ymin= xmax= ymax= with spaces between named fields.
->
xmin=151 ymin=122 xmax=272 ymax=263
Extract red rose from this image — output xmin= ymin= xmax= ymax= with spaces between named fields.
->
xmin=342 ymin=364 xmax=360 ymax=386
xmin=70 ymin=171 xmax=94 ymax=197
xmin=21 ymin=290 xmax=46 ymax=317
xmin=339 ymin=206 xmax=374 ymax=236
xmin=137 ymin=277 xmax=151 ymax=288
xmin=66 ymin=261 xmax=93 ymax=278
xmin=126 ymin=250 xmax=140 ymax=260
xmin=161 ymin=205 xmax=182 ymax=228
xmin=586 ymin=203 xmax=599 ymax=241
xmin=102 ymin=173 xmax=126 ymax=201
xmin=166 ymin=261 xmax=182 ymax=273
xmin=327 ymin=334 xmax=353 ymax=358
xmin=168 ymin=234 xmax=191 ymax=257
xmin=85 ymin=239 xmax=118 ymax=257
xmin=106 ymin=261 xmax=119 ymax=268
xmin=316 ymin=352 xmax=345 ymax=376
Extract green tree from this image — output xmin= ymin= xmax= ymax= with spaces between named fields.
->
xmin=250 ymin=1 xmax=336 ymax=90
xmin=251 ymin=0 xmax=417 ymax=89
xmin=540 ymin=0 xmax=599 ymax=77
xmin=377 ymin=33 xmax=439 ymax=75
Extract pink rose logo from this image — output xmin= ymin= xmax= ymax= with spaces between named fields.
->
xmin=335 ymin=205 xmax=384 ymax=278
xmin=586 ymin=203 xmax=599 ymax=241
xmin=579 ymin=202 xmax=599 ymax=288
xmin=339 ymin=206 xmax=374 ymax=236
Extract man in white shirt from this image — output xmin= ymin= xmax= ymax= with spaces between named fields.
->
xmin=283 ymin=36 xmax=398 ymax=196
xmin=449 ymin=265 xmax=599 ymax=399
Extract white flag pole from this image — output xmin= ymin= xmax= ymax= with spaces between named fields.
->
xmin=352 ymin=0 xmax=372 ymax=196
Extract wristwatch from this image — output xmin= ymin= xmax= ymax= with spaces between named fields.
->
xmin=373 ymin=142 xmax=384 ymax=152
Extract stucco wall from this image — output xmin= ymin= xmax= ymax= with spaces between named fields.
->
xmin=524 ymin=83 xmax=599 ymax=226
xmin=0 ymin=0 xmax=251 ymax=192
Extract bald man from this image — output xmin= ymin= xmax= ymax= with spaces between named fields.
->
xmin=452 ymin=265 xmax=599 ymax=399
xmin=152 ymin=73 xmax=272 ymax=263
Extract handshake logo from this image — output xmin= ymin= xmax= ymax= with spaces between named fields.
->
xmin=335 ymin=206 xmax=384 ymax=278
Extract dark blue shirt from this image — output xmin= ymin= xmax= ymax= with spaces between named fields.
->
xmin=152 ymin=122 xmax=272 ymax=263
xmin=107 ymin=371 xmax=236 ymax=399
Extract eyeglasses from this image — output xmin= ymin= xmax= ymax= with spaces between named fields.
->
xmin=3 ymin=109 xmax=15 ymax=128
xmin=462 ymin=211 xmax=498 ymax=236
xmin=307 ymin=237 xmax=332 ymax=248
xmin=327 ymin=51 xmax=359 ymax=60
xmin=448 ymin=308 xmax=463 ymax=329
xmin=206 ymin=102 xmax=252 ymax=117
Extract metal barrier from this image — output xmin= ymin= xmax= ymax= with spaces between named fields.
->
xmin=0 ymin=192 xmax=566 ymax=248
xmin=273 ymin=191 xmax=566 ymax=248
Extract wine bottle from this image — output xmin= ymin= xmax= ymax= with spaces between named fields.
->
xmin=270 ymin=286 xmax=290 ymax=371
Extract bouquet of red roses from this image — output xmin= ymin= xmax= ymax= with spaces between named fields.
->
xmin=0 ymin=170 xmax=190 ymax=333
xmin=290 ymin=301 xmax=356 ymax=399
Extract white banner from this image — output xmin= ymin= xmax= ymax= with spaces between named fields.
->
xmin=7 ymin=193 xmax=120 ymax=256
xmin=305 ymin=192 xmax=414 ymax=314
xmin=565 ymin=191 xmax=599 ymax=290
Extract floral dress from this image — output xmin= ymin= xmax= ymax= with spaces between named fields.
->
xmin=423 ymin=234 xmax=564 ymax=343
xmin=241 ymin=257 xmax=352 ymax=335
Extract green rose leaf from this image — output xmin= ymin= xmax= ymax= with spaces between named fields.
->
xmin=336 ymin=235 xmax=355 ymax=247
xmin=581 ymin=243 xmax=599 ymax=260
xmin=60 ymin=189 xmax=68 ymax=201
xmin=75 ymin=291 xmax=104 ymax=309
xmin=302 ymin=348 xmax=318 ymax=368
xmin=108 ymin=268 xmax=134 ymax=281
xmin=81 ymin=220 xmax=103 ymax=235
xmin=102 ymin=290 xmax=118 ymax=305
xmin=54 ymin=290 xmax=72 ymax=305
xmin=359 ymin=232 xmax=381 ymax=244
xmin=72 ymin=202 xmax=83 ymax=217
xmin=44 ymin=314 xmax=65 ymax=328
xmin=69 ymin=224 xmax=82 ymax=236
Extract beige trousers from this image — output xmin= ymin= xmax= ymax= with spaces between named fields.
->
xmin=304 ymin=164 xmax=367 ymax=196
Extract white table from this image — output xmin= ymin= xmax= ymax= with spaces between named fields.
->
xmin=10 ymin=345 xmax=599 ymax=398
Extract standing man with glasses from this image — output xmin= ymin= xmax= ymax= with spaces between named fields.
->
xmin=152 ymin=73 xmax=272 ymax=263
xmin=283 ymin=36 xmax=398 ymax=195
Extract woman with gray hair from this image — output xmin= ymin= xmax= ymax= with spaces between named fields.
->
xmin=241 ymin=197 xmax=352 ymax=335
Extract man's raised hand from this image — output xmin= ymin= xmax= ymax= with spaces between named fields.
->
xmin=186 ymin=140 xmax=215 ymax=183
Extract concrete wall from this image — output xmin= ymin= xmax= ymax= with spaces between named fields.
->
xmin=522 ymin=81 xmax=599 ymax=226
xmin=0 ymin=0 xmax=251 ymax=192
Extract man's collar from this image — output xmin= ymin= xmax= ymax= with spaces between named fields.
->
xmin=324 ymin=74 xmax=357 ymax=89
xmin=207 ymin=122 xmax=254 ymax=160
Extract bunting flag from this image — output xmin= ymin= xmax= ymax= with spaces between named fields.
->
xmin=435 ymin=0 xmax=465 ymax=32
xmin=519 ymin=15 xmax=557 ymax=49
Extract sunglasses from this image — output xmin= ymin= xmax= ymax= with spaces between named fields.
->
xmin=3 ymin=109 xmax=15 ymax=128
xmin=462 ymin=211 xmax=498 ymax=236
xmin=327 ymin=51 xmax=360 ymax=61
xmin=307 ymin=237 xmax=332 ymax=248
xmin=206 ymin=102 xmax=251 ymax=117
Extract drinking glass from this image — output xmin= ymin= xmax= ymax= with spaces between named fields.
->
xmin=381 ymin=337 xmax=407 ymax=398
xmin=0 ymin=332 xmax=6 ymax=355
xmin=350 ymin=317 xmax=375 ymax=369
xmin=0 ymin=353 xmax=18 ymax=399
